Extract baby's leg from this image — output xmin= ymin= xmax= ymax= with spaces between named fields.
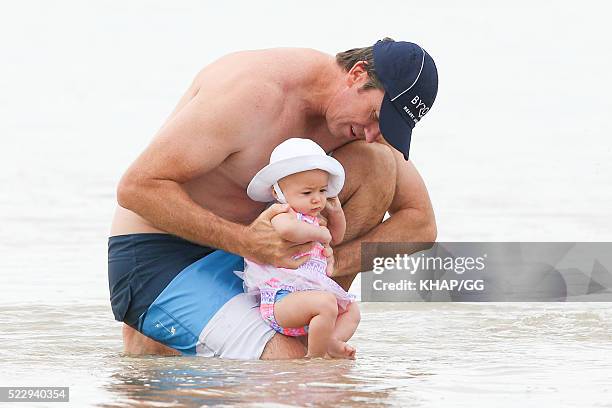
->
xmin=273 ymin=291 xmax=338 ymax=358
xmin=333 ymin=302 xmax=361 ymax=342
xmin=326 ymin=302 xmax=361 ymax=359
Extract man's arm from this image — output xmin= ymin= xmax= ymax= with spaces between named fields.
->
xmin=332 ymin=150 xmax=437 ymax=278
xmin=118 ymin=90 xmax=244 ymax=251
xmin=117 ymin=84 xmax=311 ymax=268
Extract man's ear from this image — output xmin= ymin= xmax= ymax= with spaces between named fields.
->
xmin=347 ymin=61 xmax=369 ymax=87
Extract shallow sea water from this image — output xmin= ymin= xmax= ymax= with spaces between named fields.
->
xmin=1 ymin=302 xmax=611 ymax=407
xmin=2 ymin=1 xmax=612 ymax=407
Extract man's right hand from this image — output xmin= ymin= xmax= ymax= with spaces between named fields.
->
xmin=241 ymin=203 xmax=315 ymax=269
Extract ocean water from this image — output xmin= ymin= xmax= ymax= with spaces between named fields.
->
xmin=1 ymin=302 xmax=611 ymax=407
xmin=1 ymin=1 xmax=611 ymax=407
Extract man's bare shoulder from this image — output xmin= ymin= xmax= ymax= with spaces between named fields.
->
xmin=192 ymin=48 xmax=329 ymax=110
xmin=174 ymin=48 xmax=331 ymax=151
xmin=189 ymin=55 xmax=288 ymax=129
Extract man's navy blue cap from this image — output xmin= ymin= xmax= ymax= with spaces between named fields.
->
xmin=373 ymin=40 xmax=438 ymax=160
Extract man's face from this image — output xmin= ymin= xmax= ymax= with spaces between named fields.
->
xmin=275 ymin=169 xmax=329 ymax=217
xmin=326 ymin=62 xmax=385 ymax=144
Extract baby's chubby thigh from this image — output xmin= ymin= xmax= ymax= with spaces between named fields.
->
xmin=274 ymin=290 xmax=338 ymax=329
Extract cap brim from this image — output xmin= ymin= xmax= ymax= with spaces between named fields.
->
xmin=379 ymin=95 xmax=413 ymax=160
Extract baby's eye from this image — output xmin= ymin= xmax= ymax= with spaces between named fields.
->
xmin=320 ymin=188 xmax=327 ymax=193
xmin=302 ymin=191 xmax=311 ymax=195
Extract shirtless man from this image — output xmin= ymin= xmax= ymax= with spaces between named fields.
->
xmin=108 ymin=38 xmax=439 ymax=359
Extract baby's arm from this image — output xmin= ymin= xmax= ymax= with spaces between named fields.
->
xmin=324 ymin=197 xmax=346 ymax=246
xmin=271 ymin=212 xmax=331 ymax=244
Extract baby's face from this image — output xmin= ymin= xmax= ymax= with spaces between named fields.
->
xmin=276 ymin=169 xmax=329 ymax=216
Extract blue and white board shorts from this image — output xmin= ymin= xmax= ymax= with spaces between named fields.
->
xmin=107 ymin=233 xmax=274 ymax=359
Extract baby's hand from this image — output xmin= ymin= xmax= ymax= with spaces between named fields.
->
xmin=317 ymin=213 xmax=328 ymax=227
xmin=319 ymin=226 xmax=332 ymax=244
xmin=325 ymin=196 xmax=342 ymax=214
xmin=323 ymin=244 xmax=335 ymax=276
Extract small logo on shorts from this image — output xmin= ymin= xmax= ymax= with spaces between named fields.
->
xmin=155 ymin=321 xmax=176 ymax=336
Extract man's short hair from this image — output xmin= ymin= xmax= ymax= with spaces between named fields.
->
xmin=335 ymin=37 xmax=394 ymax=90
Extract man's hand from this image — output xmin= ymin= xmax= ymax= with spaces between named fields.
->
xmin=241 ymin=204 xmax=316 ymax=268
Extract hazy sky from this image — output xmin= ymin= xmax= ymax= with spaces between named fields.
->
xmin=1 ymin=1 xmax=610 ymax=241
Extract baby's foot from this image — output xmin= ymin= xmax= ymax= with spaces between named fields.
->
xmin=327 ymin=339 xmax=356 ymax=360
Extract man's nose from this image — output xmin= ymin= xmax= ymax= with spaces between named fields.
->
xmin=364 ymin=123 xmax=382 ymax=143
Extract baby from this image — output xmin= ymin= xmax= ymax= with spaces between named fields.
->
xmin=242 ymin=138 xmax=361 ymax=359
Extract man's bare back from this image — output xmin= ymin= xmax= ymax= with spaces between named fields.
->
xmin=112 ymin=48 xmax=357 ymax=236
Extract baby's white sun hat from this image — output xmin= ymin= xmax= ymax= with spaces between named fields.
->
xmin=247 ymin=138 xmax=345 ymax=203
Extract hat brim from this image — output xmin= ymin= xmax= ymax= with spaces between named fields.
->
xmin=379 ymin=95 xmax=413 ymax=160
xmin=247 ymin=155 xmax=345 ymax=202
